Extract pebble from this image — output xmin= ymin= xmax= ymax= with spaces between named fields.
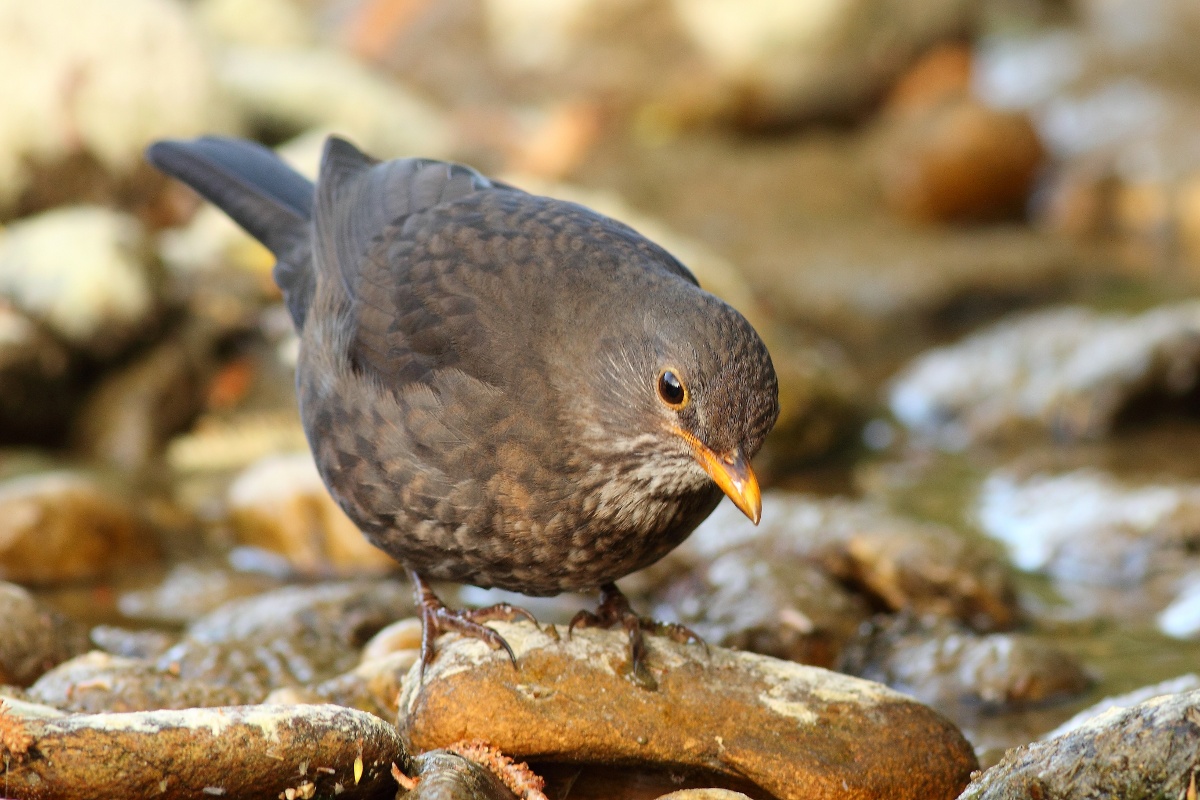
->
xmin=0 ymin=702 xmax=406 ymax=800
xmin=155 ymin=580 xmax=412 ymax=700
xmin=838 ymin=614 xmax=1093 ymax=710
xmin=0 ymin=581 xmax=89 ymax=686
xmin=667 ymin=494 xmax=1019 ymax=633
xmin=0 ymin=206 xmax=160 ymax=358
xmin=0 ymin=470 xmax=159 ymax=585
xmin=226 ymin=452 xmax=398 ymax=576
xmin=890 ymin=301 xmax=1200 ymax=446
xmin=959 ymin=687 xmax=1200 ymax=798
xmin=399 ymin=621 xmax=977 ymax=800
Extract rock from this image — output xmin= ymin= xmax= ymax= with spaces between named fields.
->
xmin=116 ymin=563 xmax=282 ymax=626
xmin=0 ymin=0 xmax=231 ymax=211
xmin=658 ymin=494 xmax=1019 ymax=633
xmin=1159 ymin=575 xmax=1200 ymax=638
xmin=653 ymin=549 xmax=869 ymax=668
xmin=837 ymin=615 xmax=1093 ymax=710
xmin=397 ymin=749 xmax=525 ymax=800
xmin=216 ymin=48 xmax=453 ymax=159
xmin=1043 ymin=673 xmax=1200 ymax=738
xmin=0 ymin=582 xmax=89 ymax=686
xmin=225 ymin=452 xmax=397 ymax=576
xmin=874 ymin=95 xmax=1044 ymax=223
xmin=0 ymin=303 xmax=72 ymax=444
xmin=0 ymin=206 xmax=160 ymax=358
xmin=155 ymin=581 xmax=412 ymax=700
xmin=883 ymin=43 xmax=973 ymax=116
xmin=26 ymin=651 xmax=246 ymax=713
xmin=735 ymin=220 xmax=1083 ymax=347
xmin=88 ymin=625 xmax=176 ymax=660
xmin=656 ymin=792 xmax=753 ymax=800
xmin=0 ymin=702 xmax=407 ymax=800
xmin=891 ymin=302 xmax=1200 ymax=447
xmin=958 ymin=687 xmax=1200 ymax=799
xmin=0 ymin=470 xmax=159 ymax=585
xmin=71 ymin=323 xmax=226 ymax=470
xmin=399 ymin=621 xmax=977 ymax=800
xmin=976 ymin=468 xmax=1200 ymax=589
xmin=194 ymin=0 xmax=314 ymax=50
xmin=294 ymin=649 xmax=419 ymax=720
xmin=166 ymin=410 xmax=309 ymax=475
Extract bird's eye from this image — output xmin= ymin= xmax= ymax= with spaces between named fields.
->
xmin=657 ymin=369 xmax=688 ymax=409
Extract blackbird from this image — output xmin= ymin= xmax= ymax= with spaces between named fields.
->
xmin=146 ymin=136 xmax=779 ymax=671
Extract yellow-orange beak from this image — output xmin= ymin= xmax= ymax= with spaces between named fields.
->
xmin=673 ymin=429 xmax=762 ymax=524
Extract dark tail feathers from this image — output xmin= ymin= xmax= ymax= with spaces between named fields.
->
xmin=146 ymin=137 xmax=315 ymax=328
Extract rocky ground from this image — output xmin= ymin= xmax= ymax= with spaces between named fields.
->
xmin=3 ymin=0 xmax=1200 ymax=798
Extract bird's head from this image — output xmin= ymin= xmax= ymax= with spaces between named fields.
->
xmin=580 ymin=287 xmax=780 ymax=524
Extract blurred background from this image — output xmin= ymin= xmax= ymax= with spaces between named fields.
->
xmin=4 ymin=0 xmax=1200 ymax=769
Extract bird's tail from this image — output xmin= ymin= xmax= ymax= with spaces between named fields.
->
xmin=145 ymin=137 xmax=316 ymax=328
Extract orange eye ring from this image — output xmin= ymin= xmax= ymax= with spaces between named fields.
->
xmin=657 ymin=369 xmax=688 ymax=409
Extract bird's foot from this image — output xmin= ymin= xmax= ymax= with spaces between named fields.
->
xmin=568 ymin=583 xmax=705 ymax=685
xmin=411 ymin=572 xmax=538 ymax=677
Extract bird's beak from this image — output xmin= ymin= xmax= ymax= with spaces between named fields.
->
xmin=673 ymin=429 xmax=762 ymax=524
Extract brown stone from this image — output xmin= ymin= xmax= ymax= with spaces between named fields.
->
xmin=0 ymin=582 xmax=89 ymax=686
xmin=399 ymin=622 xmax=977 ymax=800
xmin=0 ymin=702 xmax=407 ymax=800
xmin=0 ymin=471 xmax=159 ymax=585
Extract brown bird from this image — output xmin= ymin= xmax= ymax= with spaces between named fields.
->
xmin=146 ymin=136 xmax=779 ymax=671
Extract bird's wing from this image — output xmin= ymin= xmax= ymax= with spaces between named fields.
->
xmin=312 ymin=137 xmax=515 ymax=384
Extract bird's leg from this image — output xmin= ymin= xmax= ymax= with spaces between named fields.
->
xmin=411 ymin=571 xmax=539 ymax=675
xmin=568 ymin=583 xmax=706 ymax=675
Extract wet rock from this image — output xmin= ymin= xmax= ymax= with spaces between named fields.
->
xmin=226 ymin=452 xmax=397 ymax=576
xmin=291 ymin=649 xmax=419 ymax=720
xmin=156 ymin=580 xmax=412 ymax=700
xmin=1159 ymin=575 xmax=1200 ymax=638
xmin=71 ymin=324 xmax=226 ymax=471
xmin=959 ymin=687 xmax=1200 ymax=799
xmin=653 ymin=550 xmax=869 ymax=668
xmin=116 ymin=562 xmax=282 ymax=626
xmin=0 ymin=303 xmax=72 ymax=444
xmin=0 ymin=470 xmax=159 ymax=585
xmin=977 ymin=467 xmax=1200 ymax=589
xmin=26 ymin=651 xmax=246 ymax=713
xmin=660 ymin=494 xmax=1018 ymax=633
xmin=216 ymin=48 xmax=452 ymax=159
xmin=0 ymin=702 xmax=407 ymax=800
xmin=737 ymin=220 xmax=1083 ymax=347
xmin=397 ymin=749 xmax=522 ymax=800
xmin=88 ymin=625 xmax=175 ymax=661
xmin=891 ymin=302 xmax=1200 ymax=447
xmin=399 ymin=621 xmax=977 ymax=800
xmin=0 ymin=0 xmax=230 ymax=211
xmin=0 ymin=206 xmax=160 ymax=358
xmin=0 ymin=582 xmax=89 ymax=687
xmin=875 ymin=95 xmax=1044 ymax=223
xmin=1043 ymin=673 xmax=1200 ymax=738
xmin=838 ymin=615 xmax=1092 ymax=710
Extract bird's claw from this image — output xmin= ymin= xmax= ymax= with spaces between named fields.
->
xmin=569 ymin=583 xmax=707 ymax=683
xmin=412 ymin=573 xmax=539 ymax=678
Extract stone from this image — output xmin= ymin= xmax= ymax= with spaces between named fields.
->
xmin=1159 ymin=576 xmax=1200 ymax=638
xmin=874 ymin=95 xmax=1044 ymax=223
xmin=837 ymin=614 xmax=1092 ymax=710
xmin=116 ymin=563 xmax=282 ymax=626
xmin=958 ymin=688 xmax=1200 ymax=799
xmin=0 ymin=303 xmax=72 ymax=445
xmin=397 ymin=749 xmax=523 ymax=800
xmin=0 ymin=470 xmax=159 ymax=585
xmin=652 ymin=550 xmax=869 ymax=668
xmin=399 ymin=621 xmax=977 ymax=800
xmin=0 ymin=702 xmax=407 ymax=800
xmin=660 ymin=494 xmax=1019 ymax=633
xmin=0 ymin=206 xmax=160 ymax=358
xmin=656 ymin=792 xmax=753 ymax=800
xmin=0 ymin=582 xmax=89 ymax=687
xmin=0 ymin=0 xmax=231 ymax=211
xmin=71 ymin=324 xmax=224 ymax=471
xmin=1042 ymin=673 xmax=1200 ymax=739
xmin=155 ymin=580 xmax=412 ymax=700
xmin=225 ymin=452 xmax=398 ymax=576
xmin=976 ymin=467 xmax=1200 ymax=588
xmin=890 ymin=302 xmax=1200 ymax=446
xmin=26 ymin=651 xmax=246 ymax=713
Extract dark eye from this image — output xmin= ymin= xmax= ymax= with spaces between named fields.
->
xmin=657 ymin=369 xmax=688 ymax=409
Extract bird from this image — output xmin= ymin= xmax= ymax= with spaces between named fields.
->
xmin=146 ymin=135 xmax=780 ymax=674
